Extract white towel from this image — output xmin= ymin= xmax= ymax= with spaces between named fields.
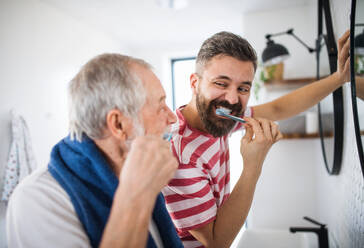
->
xmin=1 ymin=111 xmax=37 ymax=202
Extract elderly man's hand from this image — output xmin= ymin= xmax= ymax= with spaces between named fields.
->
xmin=120 ymin=136 xmax=178 ymax=199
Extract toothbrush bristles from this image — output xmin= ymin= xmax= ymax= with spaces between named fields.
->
xmin=215 ymin=108 xmax=246 ymax=123
xmin=216 ymin=107 xmax=231 ymax=115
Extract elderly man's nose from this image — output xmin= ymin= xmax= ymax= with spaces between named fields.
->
xmin=167 ymin=107 xmax=177 ymax=124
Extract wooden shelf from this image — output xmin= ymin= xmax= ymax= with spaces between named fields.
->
xmin=282 ymin=131 xmax=334 ymax=139
xmin=266 ymin=77 xmax=318 ymax=84
xmin=263 ymin=77 xmax=317 ymax=91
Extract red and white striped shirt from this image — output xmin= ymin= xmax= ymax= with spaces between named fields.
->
xmin=162 ymin=106 xmax=252 ymax=248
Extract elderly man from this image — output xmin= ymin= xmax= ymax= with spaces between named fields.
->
xmin=6 ymin=54 xmax=183 ymax=247
xmin=162 ymin=31 xmax=350 ymax=248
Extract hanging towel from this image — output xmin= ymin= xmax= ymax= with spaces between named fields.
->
xmin=1 ymin=111 xmax=37 ymax=202
xmin=48 ymin=135 xmax=183 ymax=248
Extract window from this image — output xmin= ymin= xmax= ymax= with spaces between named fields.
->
xmin=171 ymin=57 xmax=196 ymax=110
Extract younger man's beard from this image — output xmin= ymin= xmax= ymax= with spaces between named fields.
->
xmin=196 ymin=93 xmax=243 ymax=137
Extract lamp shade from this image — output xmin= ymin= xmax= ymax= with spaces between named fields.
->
xmin=355 ymin=29 xmax=364 ymax=55
xmin=262 ymin=40 xmax=290 ymax=66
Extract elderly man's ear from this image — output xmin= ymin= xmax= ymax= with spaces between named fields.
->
xmin=105 ymin=109 xmax=130 ymax=140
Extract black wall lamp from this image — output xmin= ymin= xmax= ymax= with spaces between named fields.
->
xmin=262 ymin=28 xmax=316 ymax=66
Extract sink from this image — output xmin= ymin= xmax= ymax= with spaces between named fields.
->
xmin=236 ymin=228 xmax=310 ymax=248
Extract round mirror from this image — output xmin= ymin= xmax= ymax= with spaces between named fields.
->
xmin=350 ymin=0 xmax=364 ymax=177
xmin=317 ymin=0 xmax=344 ymax=175
xmin=318 ymin=43 xmax=336 ymax=172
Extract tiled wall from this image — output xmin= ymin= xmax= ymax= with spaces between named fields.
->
xmin=317 ymin=1 xmax=364 ymax=247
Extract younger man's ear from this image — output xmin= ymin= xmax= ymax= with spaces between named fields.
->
xmin=106 ymin=109 xmax=128 ymax=140
xmin=190 ymin=73 xmax=200 ymax=95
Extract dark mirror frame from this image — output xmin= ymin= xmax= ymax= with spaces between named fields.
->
xmin=317 ymin=0 xmax=344 ymax=175
xmin=350 ymin=0 xmax=364 ymax=178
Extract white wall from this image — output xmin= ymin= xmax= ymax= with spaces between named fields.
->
xmin=243 ymin=4 xmax=317 ymax=79
xmin=0 ymin=0 xmax=128 ymax=246
xmin=248 ymin=139 xmax=321 ymax=228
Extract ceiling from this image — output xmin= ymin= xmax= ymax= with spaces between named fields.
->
xmin=40 ymin=0 xmax=315 ymax=50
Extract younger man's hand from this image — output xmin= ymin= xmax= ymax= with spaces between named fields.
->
xmin=336 ymin=30 xmax=350 ymax=83
xmin=240 ymin=117 xmax=282 ymax=177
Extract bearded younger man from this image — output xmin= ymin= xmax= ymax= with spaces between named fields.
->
xmin=162 ymin=31 xmax=350 ymax=248
xmin=7 ymin=54 xmax=183 ymax=248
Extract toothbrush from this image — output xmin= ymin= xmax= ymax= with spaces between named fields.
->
xmin=216 ymin=107 xmax=246 ymax=123
xmin=163 ymin=132 xmax=173 ymax=141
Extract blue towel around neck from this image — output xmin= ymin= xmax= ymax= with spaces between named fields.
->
xmin=48 ymin=136 xmax=183 ymax=248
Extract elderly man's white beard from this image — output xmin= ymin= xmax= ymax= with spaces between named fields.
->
xmin=124 ymin=117 xmax=171 ymax=151
xmin=124 ymin=117 xmax=145 ymax=151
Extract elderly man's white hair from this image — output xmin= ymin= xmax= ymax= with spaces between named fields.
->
xmin=68 ymin=53 xmax=149 ymax=142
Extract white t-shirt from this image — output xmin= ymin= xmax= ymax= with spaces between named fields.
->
xmin=6 ymin=167 xmax=163 ymax=248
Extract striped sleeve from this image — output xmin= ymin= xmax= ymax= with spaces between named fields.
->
xmin=162 ymin=163 xmax=217 ymax=232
